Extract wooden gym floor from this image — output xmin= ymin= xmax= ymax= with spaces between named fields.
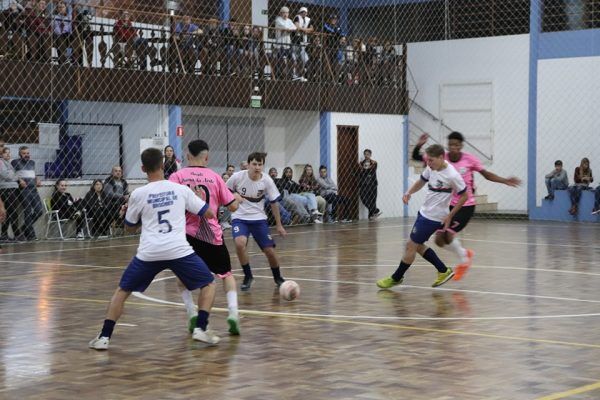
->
xmin=0 ymin=218 xmax=599 ymax=400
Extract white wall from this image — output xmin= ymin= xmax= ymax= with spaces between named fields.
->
xmin=408 ymin=35 xmax=530 ymax=212
xmin=537 ymin=56 xmax=600 ymax=205
xmin=181 ymin=106 xmax=320 ymax=175
xmin=328 ymin=113 xmax=406 ymax=219
xmin=69 ymin=101 xmax=169 ymax=179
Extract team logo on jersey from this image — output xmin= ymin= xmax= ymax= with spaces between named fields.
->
xmin=435 ymin=179 xmax=444 ymax=188
xmin=257 ymin=189 xmax=264 ymax=197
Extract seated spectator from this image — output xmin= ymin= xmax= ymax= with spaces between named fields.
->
xmin=82 ymin=179 xmax=111 ymax=237
xmin=0 ymin=144 xmax=22 ymax=241
xmin=201 ymin=18 xmax=221 ymax=75
xmin=281 ymin=166 xmax=321 ymax=221
xmin=52 ymin=1 xmax=72 ymax=64
xmin=112 ymin=11 xmax=145 ymax=68
xmin=163 ymin=145 xmax=180 ymax=179
xmin=544 ymin=160 xmax=569 ymax=200
xmin=103 ymin=165 xmax=129 ymax=228
xmin=174 ymin=15 xmax=202 ymax=74
xmin=299 ymin=164 xmax=326 ymax=218
xmin=219 ymin=172 xmax=232 ymax=229
xmin=568 ymin=157 xmax=593 ymax=215
xmin=51 ymin=179 xmax=84 ymax=238
xmin=1 ymin=2 xmax=24 ymax=59
xmin=381 ymin=40 xmax=396 ymax=84
xmin=316 ymin=165 xmax=351 ymax=223
xmin=269 ymin=167 xmax=310 ymax=225
xmin=305 ymin=35 xmax=322 ymax=82
xmin=26 ymin=0 xmax=52 ymax=62
xmin=593 ymin=185 xmax=600 ymax=215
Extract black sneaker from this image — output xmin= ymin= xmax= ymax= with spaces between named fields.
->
xmin=274 ymin=277 xmax=285 ymax=288
xmin=241 ymin=276 xmax=254 ymax=291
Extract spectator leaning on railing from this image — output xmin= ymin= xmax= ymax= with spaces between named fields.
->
xmin=274 ymin=6 xmax=296 ymax=80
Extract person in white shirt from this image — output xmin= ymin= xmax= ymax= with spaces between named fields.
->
xmin=274 ymin=6 xmax=296 ymax=80
xmin=89 ymin=148 xmax=219 ymax=350
xmin=226 ymin=152 xmax=287 ymax=291
xmin=377 ymin=144 xmax=468 ymax=289
xmin=292 ymin=6 xmax=313 ymax=80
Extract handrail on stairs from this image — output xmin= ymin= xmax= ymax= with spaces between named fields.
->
xmin=409 ymin=99 xmax=493 ymax=163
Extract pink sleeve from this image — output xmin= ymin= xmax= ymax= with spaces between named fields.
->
xmin=219 ymin=176 xmax=235 ymax=206
xmin=470 ymin=154 xmax=484 ymax=172
xmin=168 ymin=171 xmax=181 ymax=184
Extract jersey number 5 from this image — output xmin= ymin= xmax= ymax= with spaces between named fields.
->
xmin=157 ymin=210 xmax=173 ymax=233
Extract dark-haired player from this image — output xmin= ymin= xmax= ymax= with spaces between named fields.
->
xmin=413 ymin=132 xmax=521 ymax=280
xmin=226 ymin=152 xmax=286 ymax=291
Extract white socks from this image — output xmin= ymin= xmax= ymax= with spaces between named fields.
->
xmin=227 ymin=290 xmax=238 ymax=318
xmin=180 ymin=289 xmax=197 ymax=319
xmin=447 ymin=237 xmax=468 ymax=264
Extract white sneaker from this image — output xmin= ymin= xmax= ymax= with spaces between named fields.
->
xmin=89 ymin=336 xmax=110 ymax=350
xmin=221 ymin=222 xmax=232 ymax=230
xmin=312 ymin=210 xmax=323 ymax=216
xmin=193 ymin=328 xmax=220 ymax=345
xmin=314 ymin=218 xmax=323 ymax=224
xmin=76 ymin=231 xmax=85 ymax=240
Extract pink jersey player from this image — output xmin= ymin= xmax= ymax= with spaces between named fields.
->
xmin=169 ymin=166 xmax=235 ymax=245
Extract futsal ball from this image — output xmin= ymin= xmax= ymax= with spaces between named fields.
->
xmin=279 ymin=280 xmax=300 ymax=301
xmin=434 ymin=230 xmax=453 ymax=247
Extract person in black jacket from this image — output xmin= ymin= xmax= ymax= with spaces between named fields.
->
xmin=51 ymin=179 xmax=84 ymax=238
xmin=82 ymin=179 xmax=112 ymax=237
xmin=359 ymin=149 xmax=381 ymax=219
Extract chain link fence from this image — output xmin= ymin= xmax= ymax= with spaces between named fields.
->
xmin=0 ymin=0 xmax=598 ymax=242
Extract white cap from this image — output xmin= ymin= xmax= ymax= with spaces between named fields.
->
xmin=299 ymin=7 xmax=308 ymax=13
xmin=280 ymin=6 xmax=289 ymax=13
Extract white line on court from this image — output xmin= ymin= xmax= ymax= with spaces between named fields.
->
xmin=132 ymin=290 xmax=600 ymax=321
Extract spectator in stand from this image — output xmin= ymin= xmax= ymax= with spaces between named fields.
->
xmin=544 ymin=160 xmax=568 ymax=200
xmin=280 ymin=166 xmax=320 ymax=222
xmin=359 ymin=149 xmax=381 ymax=220
xmin=269 ymin=167 xmax=310 ymax=225
xmin=112 ymin=10 xmax=142 ymax=68
xmin=299 ymin=164 xmax=326 ymax=218
xmin=52 ymin=1 xmax=72 ymax=64
xmin=292 ymin=6 xmax=313 ymax=81
xmin=316 ymin=165 xmax=351 ymax=223
xmin=240 ymin=160 xmax=248 ymax=171
xmin=567 ymin=157 xmax=593 ymax=215
xmin=73 ymin=7 xmax=93 ymax=66
xmin=51 ymin=179 xmax=84 ymax=238
xmin=12 ymin=146 xmax=43 ymax=240
xmin=1 ymin=2 xmax=24 ymax=59
xmin=27 ymin=0 xmax=52 ymax=62
xmin=0 ymin=143 xmax=23 ymax=241
xmin=226 ymin=164 xmax=235 ymax=177
xmin=323 ymin=14 xmax=342 ymax=77
xmin=249 ymin=25 xmax=265 ymax=78
xmin=163 ymin=145 xmax=180 ymax=179
xmin=381 ymin=40 xmax=396 ymax=85
xmin=274 ymin=6 xmax=296 ymax=80
xmin=305 ymin=34 xmax=322 ymax=82
xmin=201 ymin=18 xmax=221 ymax=75
xmin=82 ymin=179 xmax=111 ymax=237
xmin=174 ymin=15 xmax=202 ymax=74
xmin=103 ymin=165 xmax=129 ymax=227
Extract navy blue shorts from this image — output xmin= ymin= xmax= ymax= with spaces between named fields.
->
xmin=231 ymin=219 xmax=275 ymax=249
xmin=119 ymin=253 xmax=214 ymax=292
xmin=410 ymin=212 xmax=444 ymax=244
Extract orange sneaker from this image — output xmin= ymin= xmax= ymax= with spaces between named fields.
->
xmin=453 ymin=249 xmax=474 ymax=281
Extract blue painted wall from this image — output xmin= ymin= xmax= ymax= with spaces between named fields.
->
xmin=168 ymin=105 xmax=183 ymax=161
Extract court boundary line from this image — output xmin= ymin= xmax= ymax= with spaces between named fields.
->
xmin=535 ymin=379 xmax=600 ymax=400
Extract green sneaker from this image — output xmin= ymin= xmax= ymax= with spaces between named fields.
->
xmin=188 ymin=316 xmax=197 ymax=334
xmin=227 ymin=315 xmax=240 ymax=336
xmin=432 ymin=268 xmax=455 ymax=287
xmin=376 ymin=276 xmax=403 ymax=289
